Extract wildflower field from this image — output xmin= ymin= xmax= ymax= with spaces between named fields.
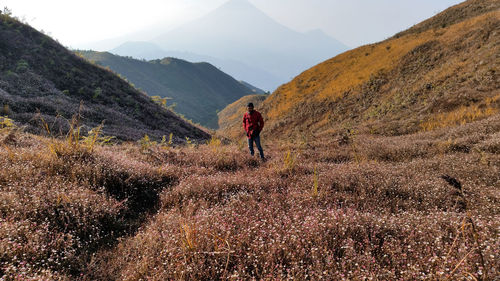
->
xmin=1 ymin=112 xmax=499 ymax=280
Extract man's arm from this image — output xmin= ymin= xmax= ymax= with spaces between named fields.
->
xmin=243 ymin=114 xmax=247 ymax=133
xmin=258 ymin=112 xmax=264 ymax=131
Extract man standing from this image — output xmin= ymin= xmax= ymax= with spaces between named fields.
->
xmin=243 ymin=103 xmax=265 ymax=160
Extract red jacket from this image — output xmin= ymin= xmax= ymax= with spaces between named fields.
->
xmin=243 ymin=110 xmax=264 ymax=138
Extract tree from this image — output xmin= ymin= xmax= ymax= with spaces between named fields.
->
xmin=3 ymin=7 xmax=12 ymax=16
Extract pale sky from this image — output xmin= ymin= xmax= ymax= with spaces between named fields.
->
xmin=3 ymin=0 xmax=464 ymax=49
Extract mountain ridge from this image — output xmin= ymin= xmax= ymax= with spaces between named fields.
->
xmin=0 ymin=14 xmax=209 ymax=141
xmin=78 ymin=50 xmax=255 ymax=129
xmin=110 ymin=41 xmax=282 ymax=92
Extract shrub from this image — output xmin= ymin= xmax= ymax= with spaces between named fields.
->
xmin=15 ymin=59 xmax=29 ymax=73
xmin=0 ymin=116 xmax=14 ymax=129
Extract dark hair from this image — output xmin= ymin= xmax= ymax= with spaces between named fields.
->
xmin=247 ymin=103 xmax=254 ymax=108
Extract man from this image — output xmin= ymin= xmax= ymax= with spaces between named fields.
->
xmin=243 ymin=102 xmax=265 ymax=160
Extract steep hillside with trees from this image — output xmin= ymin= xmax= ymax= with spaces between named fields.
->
xmin=78 ymin=51 xmax=254 ymax=129
xmin=0 ymin=13 xmax=209 ymax=141
xmin=219 ymin=0 xmax=499 ymax=140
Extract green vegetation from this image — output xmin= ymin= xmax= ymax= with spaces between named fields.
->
xmin=15 ymin=59 xmax=29 ymax=73
xmin=0 ymin=116 xmax=14 ymax=129
xmin=93 ymin=87 xmax=102 ymax=99
xmin=77 ymin=51 xmax=255 ymax=129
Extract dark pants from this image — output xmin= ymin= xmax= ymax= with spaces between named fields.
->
xmin=248 ymin=135 xmax=264 ymax=159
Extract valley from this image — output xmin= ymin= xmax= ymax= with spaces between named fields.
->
xmin=77 ymin=51 xmax=256 ymax=129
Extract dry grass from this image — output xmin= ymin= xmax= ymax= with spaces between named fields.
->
xmin=0 ymin=127 xmax=178 ymax=279
xmin=420 ymin=104 xmax=498 ymax=131
xmin=3 ymin=111 xmax=498 ymax=280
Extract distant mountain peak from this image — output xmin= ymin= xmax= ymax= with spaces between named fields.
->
xmin=220 ymin=0 xmax=256 ymax=10
xmin=209 ymin=0 xmax=267 ymax=19
xmin=151 ymin=0 xmax=349 ymax=91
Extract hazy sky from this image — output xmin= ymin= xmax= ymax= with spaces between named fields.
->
xmin=3 ymin=0 xmax=464 ymax=48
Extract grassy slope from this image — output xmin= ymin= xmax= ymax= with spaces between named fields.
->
xmin=219 ymin=0 xmax=499 ymax=140
xmin=2 ymin=108 xmax=499 ymax=280
xmin=78 ymin=51 xmax=254 ymax=129
xmin=0 ymin=15 xmax=209 ymax=141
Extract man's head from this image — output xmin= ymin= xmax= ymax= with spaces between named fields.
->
xmin=247 ymin=102 xmax=254 ymax=113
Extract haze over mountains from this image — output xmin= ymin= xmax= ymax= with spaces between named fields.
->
xmin=110 ymin=0 xmax=349 ymax=90
xmin=78 ymin=51 xmax=257 ymax=129
xmin=110 ymin=41 xmax=281 ymax=93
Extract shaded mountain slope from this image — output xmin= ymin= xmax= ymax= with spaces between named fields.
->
xmin=0 ymin=14 xmax=209 ymax=141
xmin=110 ymin=41 xmax=282 ymax=91
xmin=78 ymin=51 xmax=254 ymax=129
xmin=220 ymin=0 xmax=499 ymax=140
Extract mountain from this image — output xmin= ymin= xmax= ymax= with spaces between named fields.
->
xmin=0 ymin=14 xmax=209 ymax=141
xmin=239 ymin=81 xmax=266 ymax=94
xmin=110 ymin=41 xmax=167 ymax=60
xmin=78 ymin=51 xmax=255 ymax=129
xmin=151 ymin=0 xmax=349 ymax=90
xmin=218 ymin=0 xmax=500 ymax=140
xmin=110 ymin=41 xmax=283 ymax=91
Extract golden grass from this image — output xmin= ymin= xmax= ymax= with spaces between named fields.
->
xmin=420 ymin=102 xmax=499 ymax=132
xmin=265 ymin=34 xmax=431 ymax=119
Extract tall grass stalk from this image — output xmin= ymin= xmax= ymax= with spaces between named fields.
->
xmin=283 ymin=150 xmax=296 ymax=173
xmin=311 ymin=167 xmax=319 ymax=198
xmin=441 ymin=175 xmax=488 ymax=281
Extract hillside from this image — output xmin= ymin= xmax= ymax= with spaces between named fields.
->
xmin=219 ymin=0 xmax=499 ymax=140
xmin=239 ymin=81 xmax=266 ymax=94
xmin=78 ymin=51 xmax=254 ymax=129
xmin=0 ymin=14 xmax=209 ymax=141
